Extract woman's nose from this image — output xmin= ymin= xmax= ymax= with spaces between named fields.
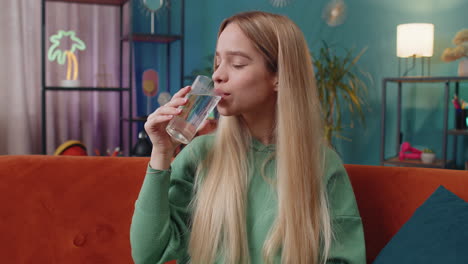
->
xmin=212 ymin=65 xmax=227 ymax=84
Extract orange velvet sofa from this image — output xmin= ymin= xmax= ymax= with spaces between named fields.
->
xmin=0 ymin=155 xmax=467 ymax=263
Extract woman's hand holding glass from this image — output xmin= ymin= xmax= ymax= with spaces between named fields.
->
xmin=144 ymin=86 xmax=191 ymax=169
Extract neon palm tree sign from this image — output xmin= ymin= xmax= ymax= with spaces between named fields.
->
xmin=48 ymin=30 xmax=86 ymax=83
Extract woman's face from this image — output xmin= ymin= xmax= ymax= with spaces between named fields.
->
xmin=212 ymin=23 xmax=277 ymax=117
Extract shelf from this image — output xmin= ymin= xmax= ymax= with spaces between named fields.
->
xmin=122 ymin=34 xmax=182 ymax=43
xmin=42 ymin=0 xmax=185 ymax=155
xmin=384 ymin=76 xmax=468 ymax=83
xmin=448 ymin=129 xmax=468 ymax=135
xmin=46 ymin=0 xmax=128 ymax=6
xmin=123 ymin=116 xmax=147 ymax=122
xmin=45 ymin=86 xmax=129 ymax=91
xmin=381 ymin=76 xmax=468 ymax=169
xmin=383 ymin=156 xmax=452 ymax=169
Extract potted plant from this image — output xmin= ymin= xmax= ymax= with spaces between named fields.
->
xmin=441 ymin=29 xmax=468 ymax=76
xmin=421 ymin=148 xmax=436 ymax=164
xmin=312 ymin=41 xmax=372 ymax=145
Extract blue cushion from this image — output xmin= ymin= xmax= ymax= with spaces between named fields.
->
xmin=373 ymin=185 xmax=468 ymax=264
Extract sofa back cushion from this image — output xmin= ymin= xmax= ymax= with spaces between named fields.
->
xmin=0 ymin=155 xmax=148 ymax=264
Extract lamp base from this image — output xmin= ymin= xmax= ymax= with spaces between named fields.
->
xmin=398 ymin=56 xmax=431 ymax=77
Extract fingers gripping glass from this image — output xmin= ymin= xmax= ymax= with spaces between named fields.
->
xmin=166 ymin=76 xmax=221 ymax=144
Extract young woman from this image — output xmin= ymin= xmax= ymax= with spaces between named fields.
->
xmin=131 ymin=11 xmax=365 ymax=264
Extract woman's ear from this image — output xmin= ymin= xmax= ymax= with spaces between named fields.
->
xmin=273 ymin=75 xmax=278 ymax=91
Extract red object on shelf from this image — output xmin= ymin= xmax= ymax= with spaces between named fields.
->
xmin=54 ymin=140 xmax=88 ymax=156
xmin=399 ymin=142 xmax=422 ymax=161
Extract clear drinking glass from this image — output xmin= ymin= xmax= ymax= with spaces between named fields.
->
xmin=166 ymin=75 xmax=221 ymax=144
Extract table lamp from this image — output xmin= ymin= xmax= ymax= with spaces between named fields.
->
xmin=397 ymin=23 xmax=434 ymax=76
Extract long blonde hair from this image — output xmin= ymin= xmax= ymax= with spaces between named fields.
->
xmin=188 ymin=11 xmax=331 ymax=264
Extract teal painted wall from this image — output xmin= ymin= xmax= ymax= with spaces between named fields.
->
xmin=137 ymin=0 xmax=468 ymax=166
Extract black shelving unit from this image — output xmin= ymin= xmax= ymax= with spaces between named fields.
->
xmin=380 ymin=76 xmax=468 ymax=168
xmin=41 ymin=0 xmax=185 ymax=155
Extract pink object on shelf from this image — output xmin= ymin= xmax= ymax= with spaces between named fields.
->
xmin=399 ymin=142 xmax=422 ymax=161
xmin=142 ymin=69 xmax=159 ymax=97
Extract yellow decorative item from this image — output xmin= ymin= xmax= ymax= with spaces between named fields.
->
xmin=143 ymin=80 xmax=155 ymax=94
xmin=142 ymin=69 xmax=159 ymax=115
xmin=54 ymin=140 xmax=87 ymax=156
xmin=65 ymin=50 xmax=79 ymax=81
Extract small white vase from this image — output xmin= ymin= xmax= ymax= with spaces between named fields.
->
xmin=421 ymin=153 xmax=436 ymax=164
xmin=458 ymin=58 xmax=468 ymax=76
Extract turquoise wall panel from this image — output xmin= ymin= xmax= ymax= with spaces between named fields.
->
xmin=135 ymin=0 xmax=468 ymax=166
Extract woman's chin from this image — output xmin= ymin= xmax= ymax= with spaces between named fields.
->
xmin=216 ymin=107 xmax=234 ymax=117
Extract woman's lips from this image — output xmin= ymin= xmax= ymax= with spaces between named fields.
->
xmin=214 ymin=89 xmax=230 ymax=98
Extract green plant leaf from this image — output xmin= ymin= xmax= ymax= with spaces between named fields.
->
xmin=312 ymin=41 xmax=372 ymax=144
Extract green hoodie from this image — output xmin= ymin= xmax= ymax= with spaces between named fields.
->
xmin=130 ymin=135 xmax=366 ymax=264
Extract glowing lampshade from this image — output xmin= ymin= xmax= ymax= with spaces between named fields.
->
xmin=397 ymin=23 xmax=434 ymax=58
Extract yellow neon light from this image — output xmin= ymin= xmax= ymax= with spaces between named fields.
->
xmin=48 ymin=30 xmax=86 ymax=81
xmin=65 ymin=51 xmax=79 ymax=81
